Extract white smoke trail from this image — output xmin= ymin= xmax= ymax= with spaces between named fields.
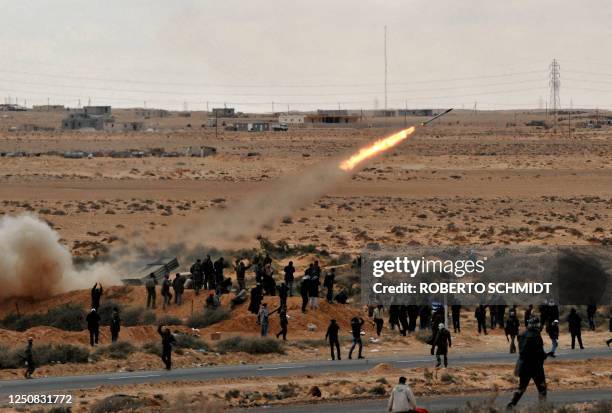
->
xmin=0 ymin=214 xmax=120 ymax=300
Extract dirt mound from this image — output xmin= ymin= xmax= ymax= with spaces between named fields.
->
xmin=369 ymin=362 xmax=401 ymax=375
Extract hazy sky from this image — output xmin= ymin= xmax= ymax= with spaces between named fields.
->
xmin=1 ymin=0 xmax=611 ymax=111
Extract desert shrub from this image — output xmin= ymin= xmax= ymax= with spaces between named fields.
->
xmin=0 ymin=345 xmax=21 ymax=369
xmin=368 ymin=384 xmax=386 ymax=396
xmin=121 ymin=307 xmax=156 ymax=326
xmin=32 ymin=407 xmax=72 ymax=413
xmin=141 ymin=341 xmax=162 ymax=357
xmin=440 ymin=372 xmax=456 ymax=384
xmin=90 ymin=395 xmax=144 ymax=413
xmin=0 ymin=304 xmax=86 ymax=332
xmin=277 ymin=383 xmax=299 ymax=399
xmin=174 ymin=334 xmax=209 ymax=350
xmin=95 ymin=341 xmax=135 ymax=359
xmin=216 ymin=336 xmax=285 ymax=355
xmin=375 ymin=377 xmax=388 ymax=384
xmin=157 ymin=314 xmax=183 ymax=326
xmin=187 ymin=307 xmax=231 ymax=328
xmin=35 ymin=344 xmax=90 ymax=364
xmin=224 ymin=389 xmax=240 ymax=400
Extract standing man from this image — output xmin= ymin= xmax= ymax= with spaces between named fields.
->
xmin=505 ymin=309 xmax=520 ymax=353
xmin=145 ymin=273 xmax=157 ymax=309
xmin=190 ymin=259 xmax=203 ymax=295
xmin=372 ymin=305 xmax=384 ymax=337
xmin=431 ymin=323 xmax=452 ymax=368
xmin=213 ymin=257 xmax=225 ymax=292
xmin=451 ymin=304 xmax=461 ymax=333
xmin=284 ymin=261 xmax=295 ymax=296
xmin=348 ymin=317 xmax=365 ymax=360
xmin=524 ymin=305 xmax=533 ymax=327
xmin=110 ymin=307 xmax=121 ymax=342
xmin=587 ymin=304 xmax=597 ymax=331
xmin=507 ymin=317 xmax=548 ymax=408
xmin=86 ymin=308 xmax=101 ymax=347
xmin=235 ymin=259 xmax=249 ymax=292
xmin=203 ymin=255 xmax=214 ymax=290
xmin=325 ymin=319 xmax=341 ymax=360
xmin=22 ymin=337 xmax=35 ymax=379
xmin=91 ymin=283 xmax=103 ymax=311
xmin=547 ymin=319 xmax=559 ymax=357
xmin=567 ymin=308 xmax=584 ymax=349
xmin=475 ymin=305 xmax=488 ymax=335
xmin=158 ymin=325 xmax=176 ymax=370
xmin=172 ymin=273 xmax=185 ymax=305
xmin=323 ymin=268 xmax=335 ymax=304
xmin=278 ymin=281 xmax=289 ymax=309
xmin=308 ymin=266 xmax=320 ymax=310
xmin=161 ymin=274 xmax=172 ymax=309
xmin=300 ymin=270 xmax=310 ymax=313
xmin=248 ymin=284 xmax=263 ymax=315
xmin=258 ymin=303 xmax=270 ymax=337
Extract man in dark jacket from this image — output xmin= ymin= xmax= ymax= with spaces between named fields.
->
xmin=419 ymin=305 xmax=431 ymax=330
xmin=323 ymin=268 xmax=335 ymax=303
xmin=22 ymin=337 xmax=35 ymax=379
xmin=326 ymin=319 xmax=341 ymax=360
xmin=273 ymin=306 xmax=288 ymax=341
xmin=407 ymin=305 xmax=419 ymax=333
xmin=248 ymin=284 xmax=263 ymax=315
xmin=110 ymin=307 xmax=121 ymax=342
xmin=587 ymin=304 xmax=597 ymax=331
xmin=308 ymin=268 xmax=320 ymax=310
xmin=431 ymin=323 xmax=452 ymax=367
xmin=547 ymin=319 xmax=559 ymax=357
xmin=158 ymin=325 xmax=176 ymax=370
xmin=398 ymin=305 xmax=409 ymax=336
xmin=145 ymin=273 xmax=157 ymax=309
xmin=86 ymin=308 xmax=101 ymax=347
xmin=202 ymin=255 xmax=215 ymax=290
xmin=172 ymin=273 xmax=185 ymax=305
xmin=91 ymin=283 xmax=103 ymax=311
xmin=284 ymin=261 xmax=295 ymax=296
xmin=300 ymin=272 xmax=310 ymax=313
xmin=451 ymin=304 xmax=461 ymax=333
xmin=213 ymin=257 xmax=225 ymax=291
xmin=567 ymin=308 xmax=584 ymax=349
xmin=348 ymin=317 xmax=365 ymax=359
xmin=507 ymin=317 xmax=548 ymax=408
xmin=190 ymin=259 xmax=203 ymax=295
xmin=278 ymin=282 xmax=289 ymax=309
xmin=235 ymin=259 xmax=249 ymax=292
xmin=475 ymin=305 xmax=487 ymax=335
xmin=524 ymin=305 xmax=533 ymax=327
xmin=505 ymin=309 xmax=520 ymax=353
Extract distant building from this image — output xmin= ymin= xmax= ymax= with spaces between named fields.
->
xmin=278 ymin=114 xmax=305 ymax=124
xmin=32 ymin=105 xmax=66 ymax=112
xmin=84 ymin=106 xmax=112 ymax=116
xmin=133 ymin=108 xmax=169 ymax=118
xmin=306 ymin=110 xmax=359 ymax=124
xmin=397 ymin=109 xmax=434 ymax=117
xmin=211 ymin=107 xmax=235 ymax=117
xmin=61 ymin=106 xmax=112 ymax=130
xmin=107 ymin=121 xmax=144 ymax=132
xmin=0 ymin=104 xmax=27 ymax=112
xmin=373 ymin=109 xmax=397 ymax=117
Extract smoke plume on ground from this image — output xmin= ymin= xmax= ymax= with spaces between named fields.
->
xmin=0 ymin=214 xmax=120 ymax=300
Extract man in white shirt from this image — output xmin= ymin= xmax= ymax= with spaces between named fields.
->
xmin=388 ymin=376 xmax=418 ymax=413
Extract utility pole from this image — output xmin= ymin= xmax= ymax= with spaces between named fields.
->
xmin=271 ymin=101 xmax=274 ymax=114
xmin=549 ymin=59 xmax=561 ymax=130
xmin=384 ymin=25 xmax=388 ymax=111
xmin=404 ymin=99 xmax=407 ymax=126
xmin=568 ymin=109 xmax=571 ymax=139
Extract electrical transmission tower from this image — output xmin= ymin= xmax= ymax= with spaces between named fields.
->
xmin=549 ymin=59 xmax=561 ymax=127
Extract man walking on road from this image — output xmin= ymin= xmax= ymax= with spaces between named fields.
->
xmin=507 ymin=316 xmax=548 ymax=409
xmin=348 ymin=317 xmax=365 ymax=360
xmin=567 ymin=308 xmax=584 ymax=350
xmin=158 ymin=325 xmax=176 ymax=370
xmin=432 ymin=323 xmax=452 ymax=368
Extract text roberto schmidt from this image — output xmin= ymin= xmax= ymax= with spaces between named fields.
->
xmin=372 ymin=281 xmax=553 ymax=295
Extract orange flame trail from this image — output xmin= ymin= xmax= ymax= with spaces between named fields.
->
xmin=339 ymin=126 xmax=416 ymax=171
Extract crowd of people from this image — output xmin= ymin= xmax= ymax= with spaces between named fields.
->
xmin=15 ymin=253 xmax=610 ymax=411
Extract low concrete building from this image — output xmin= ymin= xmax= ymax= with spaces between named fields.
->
xmin=32 ymin=105 xmax=66 ymax=112
xmin=373 ymin=109 xmax=397 ymax=117
xmin=84 ymin=106 xmax=112 ymax=116
xmin=61 ymin=106 xmax=112 ymax=130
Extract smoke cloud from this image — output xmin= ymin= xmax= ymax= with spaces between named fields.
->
xmin=0 ymin=214 xmax=120 ymax=300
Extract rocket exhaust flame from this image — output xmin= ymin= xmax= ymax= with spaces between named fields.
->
xmin=339 ymin=126 xmax=416 ymax=171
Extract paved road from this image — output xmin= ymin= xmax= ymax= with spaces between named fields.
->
xmin=0 ymin=347 xmax=609 ymax=396
xmin=245 ymin=389 xmax=612 ymax=413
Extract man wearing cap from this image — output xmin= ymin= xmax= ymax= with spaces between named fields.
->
xmin=22 ymin=337 xmax=35 ymax=379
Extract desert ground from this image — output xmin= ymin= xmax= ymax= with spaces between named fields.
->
xmin=0 ymin=109 xmax=611 ymax=411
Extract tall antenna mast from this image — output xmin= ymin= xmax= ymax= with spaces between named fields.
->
xmin=384 ymin=25 xmax=388 ymax=111
xmin=549 ymin=59 xmax=561 ymax=128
